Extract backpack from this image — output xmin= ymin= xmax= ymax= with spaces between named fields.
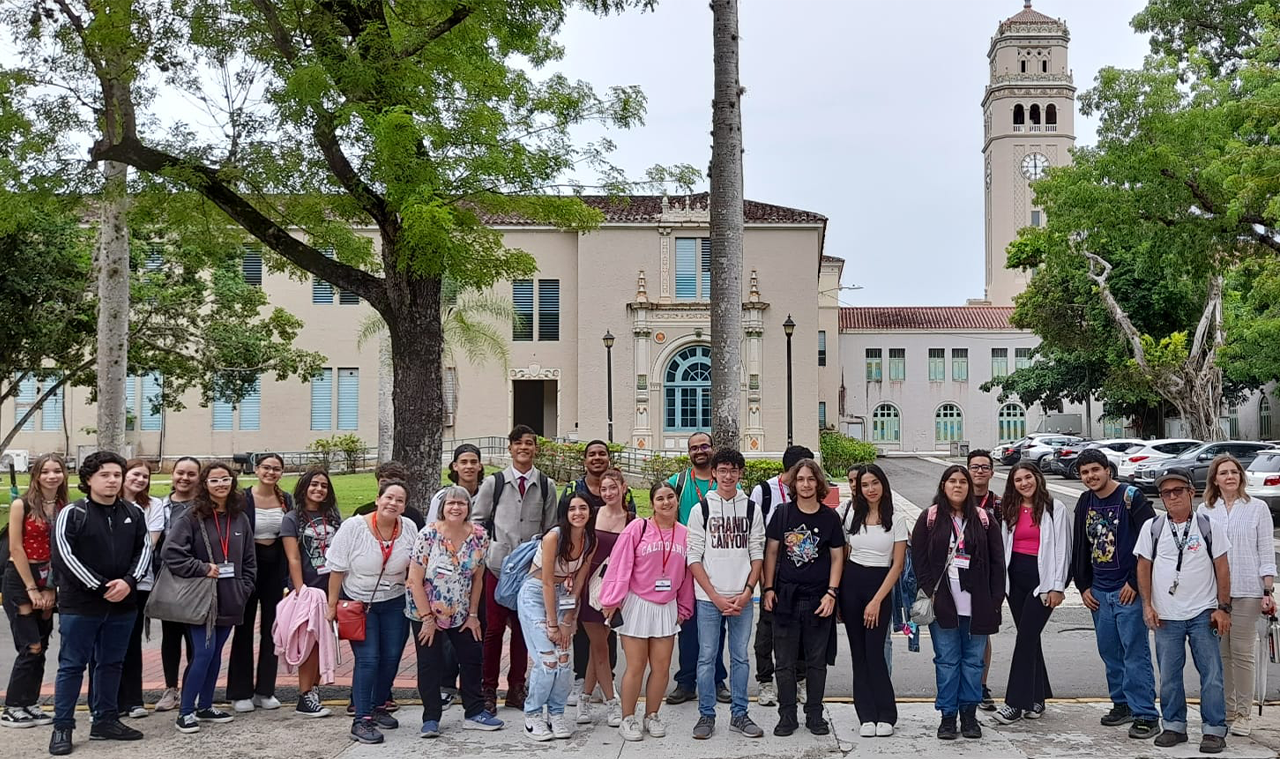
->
xmin=925 ymin=503 xmax=990 ymax=530
xmin=757 ymin=480 xmax=774 ymax=517
xmin=675 ymin=468 xmax=689 ymax=498
xmin=697 ymin=494 xmax=755 ymax=532
xmin=494 ymin=533 xmax=546 ymax=611
xmin=1148 ymin=512 xmax=1214 ymax=558
xmin=482 ymin=470 xmax=552 ymax=538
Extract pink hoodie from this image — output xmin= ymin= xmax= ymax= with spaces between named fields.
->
xmin=600 ymin=517 xmax=694 ymax=620
xmin=272 ymin=586 xmax=336 ymax=684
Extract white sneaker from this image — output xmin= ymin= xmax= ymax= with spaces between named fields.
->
xmin=154 ymin=688 xmax=179 ymax=712
xmin=575 ymin=698 xmax=593 ymax=725
xmin=549 ymin=713 xmax=573 ymax=739
xmin=860 ymin=722 xmax=876 ymax=738
xmin=876 ymin=722 xmax=894 ymax=737
xmin=757 ymin=681 xmax=777 ymax=707
xmin=605 ymin=698 xmax=623 ymax=728
xmin=524 ymin=716 xmax=554 ymax=742
xmin=231 ymin=699 xmax=255 ymax=713
xmin=251 ymin=695 xmax=281 ymax=710
xmin=619 ymin=715 xmax=643 ymax=741
xmin=567 ymin=679 xmax=584 ymax=706
xmin=1232 ymin=714 xmax=1253 ymax=736
xmin=127 ymin=706 xmax=149 ymax=719
xmin=644 ymin=712 xmax=667 ymax=737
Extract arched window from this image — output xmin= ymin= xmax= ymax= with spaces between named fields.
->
xmin=997 ymin=403 xmax=1026 ymax=443
xmin=1030 ymin=104 xmax=1041 ymax=124
xmin=871 ymin=404 xmax=901 ymax=443
xmin=663 ymin=345 xmax=711 ymax=432
xmin=1262 ymin=396 xmax=1274 ymax=439
xmin=1013 ymin=104 xmax=1025 ymax=125
xmin=935 ymin=403 xmax=964 ymax=443
xmin=1046 ymin=104 xmax=1057 ymax=125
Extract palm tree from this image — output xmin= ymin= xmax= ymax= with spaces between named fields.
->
xmin=358 ymin=278 xmax=520 ymax=462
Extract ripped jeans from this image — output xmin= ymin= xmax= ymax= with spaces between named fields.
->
xmin=516 ymin=576 xmax=574 ymax=718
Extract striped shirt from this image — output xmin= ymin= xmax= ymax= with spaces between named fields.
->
xmin=1198 ymin=496 xmax=1277 ymax=598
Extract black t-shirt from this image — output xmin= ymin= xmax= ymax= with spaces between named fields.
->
xmin=766 ymin=501 xmax=845 ymax=590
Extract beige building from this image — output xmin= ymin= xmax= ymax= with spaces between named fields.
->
xmin=3 ymin=195 xmax=836 ymax=462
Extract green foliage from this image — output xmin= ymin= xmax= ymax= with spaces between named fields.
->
xmin=742 ymin=460 xmax=784 ymax=493
xmin=307 ymin=433 xmax=369 ymax=473
xmin=533 ymin=437 xmax=627 ymax=483
xmin=1222 ymin=256 xmax=1280 ymax=385
xmin=819 ymin=431 xmax=878 ymax=478
xmin=640 ymin=452 xmax=690 ymax=486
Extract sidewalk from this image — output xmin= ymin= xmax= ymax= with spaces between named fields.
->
xmin=3 ymin=700 xmax=1277 ymax=759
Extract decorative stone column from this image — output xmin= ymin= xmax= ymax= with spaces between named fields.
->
xmin=743 ymin=270 xmax=767 ymax=453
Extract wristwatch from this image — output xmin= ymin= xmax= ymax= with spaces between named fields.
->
xmin=1265 ymin=589 xmax=1273 ymax=597
xmin=1218 ymin=602 xmax=1234 ymax=614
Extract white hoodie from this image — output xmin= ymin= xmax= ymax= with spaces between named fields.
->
xmin=685 ymin=489 xmax=766 ymax=601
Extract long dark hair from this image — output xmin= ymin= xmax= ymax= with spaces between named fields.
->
xmin=20 ymin=452 xmax=69 ymax=525
xmin=557 ymin=494 xmax=598 ymax=564
xmin=254 ymin=452 xmax=288 ymax=509
xmin=932 ymin=464 xmax=982 ymax=546
xmin=847 ymin=463 xmax=894 ymax=534
xmin=190 ymin=461 xmax=246 ymax=520
xmin=292 ymin=466 xmax=341 ymax=527
xmin=1001 ymin=462 xmax=1054 ymax=527
xmin=787 ymin=458 xmax=830 ymax=503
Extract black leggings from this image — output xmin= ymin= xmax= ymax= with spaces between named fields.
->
xmin=227 ymin=541 xmax=287 ymax=700
xmin=161 ymin=620 xmax=193 ymax=688
xmin=839 ymin=562 xmax=897 ymax=725
xmin=1004 ymin=552 xmax=1054 ymax=710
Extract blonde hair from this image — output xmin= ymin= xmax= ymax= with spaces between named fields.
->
xmin=1203 ymin=454 xmax=1249 ymax=508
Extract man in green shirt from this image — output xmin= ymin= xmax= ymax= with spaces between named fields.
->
xmin=668 ymin=432 xmax=715 ymax=525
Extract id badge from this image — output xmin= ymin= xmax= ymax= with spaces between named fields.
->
xmin=217 ymin=562 xmax=236 ymax=579
xmin=558 ymin=596 xmax=577 ymax=611
xmin=952 ymin=554 xmax=971 ymax=570
xmin=654 ymin=577 xmax=672 ymax=592
xmin=316 ymin=565 xmax=331 ymax=575
xmin=434 ymin=563 xmax=455 ymax=578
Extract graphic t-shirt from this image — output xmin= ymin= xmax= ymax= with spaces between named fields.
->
xmin=280 ymin=510 xmax=340 ymax=590
xmin=1079 ymin=485 xmax=1148 ymax=593
xmin=766 ymin=502 xmax=845 ymax=590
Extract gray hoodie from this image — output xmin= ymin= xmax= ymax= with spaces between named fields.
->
xmin=686 ymin=489 xmax=765 ymax=601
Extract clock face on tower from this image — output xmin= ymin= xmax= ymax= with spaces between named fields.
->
xmin=1021 ymin=152 xmax=1049 ymax=181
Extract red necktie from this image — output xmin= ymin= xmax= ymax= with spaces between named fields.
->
xmin=518 ymin=476 xmax=527 ymax=498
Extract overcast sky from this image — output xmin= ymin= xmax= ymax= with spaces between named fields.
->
xmin=548 ymin=0 xmax=1153 ymax=306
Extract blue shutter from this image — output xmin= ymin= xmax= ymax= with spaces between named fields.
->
xmin=125 ymin=374 xmax=138 ymax=431
xmin=242 ymin=246 xmax=263 ymax=286
xmin=675 ymin=238 xmax=696 ymax=300
xmin=700 ymin=238 xmax=711 ymax=299
xmin=211 ymin=397 xmax=233 ymax=431
xmin=337 ymin=368 xmax=359 ymax=430
xmin=140 ymin=372 xmax=163 ymax=430
xmin=312 ymin=248 xmax=334 ymax=304
xmin=40 ymin=376 xmax=64 ymax=431
xmin=310 ymin=368 xmax=333 ymax=430
xmin=144 ymin=244 xmax=163 ymax=272
xmin=537 ymin=279 xmax=559 ymax=341
xmin=512 ymin=280 xmax=533 ymax=341
xmin=819 ymin=401 xmax=827 ymax=429
xmin=239 ymin=378 xmax=261 ymax=430
xmin=339 ymin=289 xmax=361 ymax=305
xmin=16 ymin=375 xmax=37 ymax=431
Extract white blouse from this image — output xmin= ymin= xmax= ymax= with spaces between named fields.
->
xmin=1198 ymin=497 xmax=1276 ymax=599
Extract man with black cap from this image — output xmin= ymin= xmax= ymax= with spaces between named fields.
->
xmin=1135 ymin=466 xmax=1232 ymax=754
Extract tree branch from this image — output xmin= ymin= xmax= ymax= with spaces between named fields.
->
xmin=398 ymin=5 xmax=474 ymax=59
xmin=1188 ymin=272 xmax=1223 ymax=360
xmin=0 ymin=358 xmax=95 ymax=453
xmin=1081 ymin=251 xmax=1152 ymax=373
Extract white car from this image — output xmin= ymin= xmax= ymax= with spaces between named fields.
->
xmin=1117 ymin=438 xmax=1201 ymax=482
xmin=1245 ymin=449 xmax=1280 ymax=513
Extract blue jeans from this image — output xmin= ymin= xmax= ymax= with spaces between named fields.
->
xmin=1090 ymin=587 xmax=1158 ymax=718
xmin=53 ymin=611 xmax=135 ymax=729
xmin=349 ymin=597 xmax=410 ymax=720
xmin=696 ymin=600 xmax=753 ymax=718
xmin=677 ymin=600 xmax=727 ymax=691
xmin=1154 ymin=610 xmax=1227 ymax=736
xmin=929 ymin=616 xmax=987 ymax=716
xmin=517 ymin=578 xmax=574 ymax=717
xmin=181 ymin=625 xmax=232 ymax=715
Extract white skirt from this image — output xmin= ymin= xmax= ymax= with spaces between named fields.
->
xmin=616 ymin=593 xmax=679 ymax=639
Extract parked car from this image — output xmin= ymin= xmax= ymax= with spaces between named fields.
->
xmin=1023 ymin=435 xmax=1084 ymax=471
xmin=995 ymin=433 xmax=1058 ymax=465
xmin=1116 ymin=439 xmax=1202 ymax=482
xmin=1133 ymin=441 xmax=1276 ymax=494
xmin=1052 ymin=439 xmax=1145 ymax=479
xmin=1245 ymin=449 xmax=1280 ymax=513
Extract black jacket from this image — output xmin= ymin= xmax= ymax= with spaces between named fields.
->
xmin=52 ymin=497 xmax=152 ymax=616
xmin=911 ymin=505 xmax=1005 ymax=635
xmin=162 ymin=509 xmax=257 ymax=627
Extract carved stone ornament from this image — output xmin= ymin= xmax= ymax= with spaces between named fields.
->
xmin=635 ymin=271 xmax=649 ymax=303
xmin=660 ymin=195 xmax=711 ymax=223
xmin=509 ymin=364 xmax=561 ymax=380
xmin=749 ymin=269 xmax=761 ymax=302
xmin=654 ymin=331 xmax=666 ymax=344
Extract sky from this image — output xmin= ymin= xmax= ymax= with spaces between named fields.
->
xmin=546 ymin=0 xmax=1153 ymax=306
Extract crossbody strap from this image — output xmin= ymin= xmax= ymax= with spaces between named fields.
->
xmin=930 ymin=530 xmax=959 ymax=597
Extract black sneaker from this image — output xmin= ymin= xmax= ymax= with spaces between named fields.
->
xmin=371 ymin=708 xmax=399 ymax=730
xmin=1100 ymin=703 xmax=1132 ymax=726
xmin=295 ymin=691 xmax=331 ymax=718
xmin=937 ymin=714 xmax=958 ymax=740
xmin=350 ymin=719 xmax=384 ymax=744
xmin=1200 ymin=734 xmax=1226 ymax=754
xmin=666 ymin=686 xmax=694 ymax=705
xmin=49 ymin=726 xmax=73 ymax=755
xmin=195 ymin=708 xmax=234 ymax=723
xmin=1 ymin=707 xmax=37 ymax=729
xmin=993 ymin=705 xmax=1022 ymax=725
xmin=1153 ymin=730 xmax=1187 ymax=748
xmin=89 ymin=719 xmax=143 ymax=741
xmin=716 ymin=685 xmax=731 ymax=704
xmin=1128 ymin=717 xmax=1160 ymax=739
xmin=960 ymin=707 xmax=982 ymax=739
xmin=175 ymin=714 xmax=200 ymax=734
xmin=979 ymin=686 xmax=995 ymax=711
xmin=1024 ymin=702 xmax=1045 ymax=720
xmin=806 ymin=717 xmax=830 ymax=736
xmin=773 ymin=714 xmax=798 ymax=737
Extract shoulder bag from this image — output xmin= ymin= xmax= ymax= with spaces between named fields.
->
xmin=336 ymin=516 xmax=395 ymax=642
xmin=909 ymin=526 xmax=958 ymax=627
xmin=147 ymin=516 xmax=217 ymax=627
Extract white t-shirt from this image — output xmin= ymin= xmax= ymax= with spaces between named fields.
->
xmin=1134 ymin=515 xmax=1230 ymax=621
xmin=325 ymin=515 xmax=417 ymax=603
xmin=750 ymin=476 xmax=790 ymax=526
xmin=842 ymin=509 xmax=909 ymax=568
xmin=947 ymin=516 xmax=972 ymax=617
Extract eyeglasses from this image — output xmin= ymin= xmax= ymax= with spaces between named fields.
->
xmin=689 ymin=444 xmax=713 ymax=452
xmin=258 ymin=465 xmax=283 ymax=473
xmin=968 ymin=464 xmax=993 ymax=472
xmin=1159 ymin=486 xmax=1192 ymax=498
xmin=713 ymin=468 xmax=741 ymax=476
xmin=207 ymin=477 xmax=233 ymax=486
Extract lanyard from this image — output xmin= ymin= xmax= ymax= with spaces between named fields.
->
xmin=1170 ymin=519 xmax=1192 ymax=574
xmin=692 ymin=474 xmax=709 ymax=502
xmin=212 ymin=511 xmax=231 ymax=561
xmin=951 ymin=516 xmax=966 ymax=553
xmin=651 ymin=518 xmax=674 ymax=575
xmin=368 ymin=514 xmax=400 ymax=568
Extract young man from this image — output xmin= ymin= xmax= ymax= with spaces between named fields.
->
xmin=1136 ymin=467 xmax=1232 ymax=754
xmin=967 ymin=449 xmax=999 ymax=710
xmin=426 ymin=443 xmax=484 ymax=523
xmin=667 ymin=432 xmax=728 ymax=705
xmin=49 ymin=451 xmax=152 ymax=755
xmin=748 ymin=444 xmax=811 ymax=706
xmin=687 ymin=449 xmax=766 ymax=740
xmin=472 ymin=426 xmax=559 ymax=713
xmin=1070 ymin=447 xmax=1161 ymax=739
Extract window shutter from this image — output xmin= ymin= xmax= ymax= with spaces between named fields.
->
xmin=443 ymin=367 xmax=458 ymax=427
xmin=337 ymin=368 xmax=359 ymax=430
xmin=16 ymin=375 xmax=37 ymax=431
xmin=512 ymin=280 xmax=534 ymax=341
xmin=125 ymin=374 xmax=138 ymax=431
xmin=144 ymin=244 xmax=164 ymax=272
xmin=311 ymin=368 xmax=333 ymax=430
xmin=700 ymin=238 xmax=712 ymax=298
xmin=141 ymin=372 xmax=163 ymax=431
xmin=819 ymin=402 xmax=827 ymax=429
xmin=239 ymin=378 xmax=261 ymax=431
xmin=39 ymin=376 xmax=64 ymax=432
xmin=675 ymin=238 xmax=697 ymax=299
xmin=242 ymin=246 xmax=263 ymax=286
xmin=537 ymin=279 xmax=560 ymax=341
xmin=339 ymin=289 xmax=361 ymax=305
xmin=212 ymin=395 xmax=233 ymax=431
xmin=312 ymin=248 xmax=335 ymax=304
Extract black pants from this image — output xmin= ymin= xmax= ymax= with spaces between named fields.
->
xmin=227 ymin=541 xmax=286 ymax=700
xmin=2 ymin=564 xmax=53 ymax=708
xmin=754 ymin=608 xmax=803 ymax=684
xmin=839 ymin=562 xmax=897 ymax=725
xmin=412 ymin=622 xmax=483 ymax=721
xmin=118 ymin=589 xmax=149 ymax=709
xmin=1005 ymin=553 xmax=1055 ymax=710
xmin=773 ymin=593 xmax=833 ymax=722
xmin=572 ymin=625 xmax=618 ymax=681
xmin=161 ymin=620 xmax=192 ymax=688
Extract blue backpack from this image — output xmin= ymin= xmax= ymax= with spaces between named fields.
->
xmin=494 ymin=528 xmax=558 ymax=610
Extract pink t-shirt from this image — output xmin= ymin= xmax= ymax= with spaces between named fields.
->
xmin=1012 ymin=505 xmax=1041 ymax=556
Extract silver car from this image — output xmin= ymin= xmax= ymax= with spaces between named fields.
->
xmin=1118 ymin=438 xmax=1201 ymax=482
xmin=1023 ymin=435 xmax=1084 ymax=471
xmin=1245 ymin=449 xmax=1280 ymax=513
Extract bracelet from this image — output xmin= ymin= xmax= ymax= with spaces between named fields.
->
xmin=826 ymin=589 xmax=838 ymax=599
xmin=763 ymin=586 xmax=774 ymax=594
xmin=26 ymin=586 xmax=39 ymax=592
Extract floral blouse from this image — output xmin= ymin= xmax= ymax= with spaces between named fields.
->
xmin=405 ymin=523 xmax=490 ymax=629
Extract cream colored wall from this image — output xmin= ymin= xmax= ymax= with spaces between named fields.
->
xmin=817 ymin=260 xmax=843 ymax=430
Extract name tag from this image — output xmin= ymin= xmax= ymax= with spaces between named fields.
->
xmin=217 ymin=562 xmax=236 ymax=579
xmin=558 ymin=596 xmax=577 ymax=611
xmin=654 ymin=578 xmax=672 ymax=592
xmin=434 ymin=564 xmax=455 ymax=578
xmin=316 ymin=566 xmax=331 ymax=575
xmin=953 ymin=555 xmax=971 ymax=570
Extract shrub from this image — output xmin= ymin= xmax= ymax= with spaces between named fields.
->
xmin=640 ymin=453 xmax=690 ymax=488
xmin=742 ymin=460 xmax=784 ymax=492
xmin=534 ymin=437 xmax=626 ymax=484
xmin=308 ymin=434 xmax=368 ymax=473
xmin=820 ymin=430 xmax=878 ymax=477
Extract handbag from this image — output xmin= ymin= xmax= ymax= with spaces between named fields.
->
xmin=337 ymin=518 xmax=394 ymax=642
xmin=909 ymin=530 xmax=958 ymax=627
xmin=146 ymin=517 xmax=217 ymax=627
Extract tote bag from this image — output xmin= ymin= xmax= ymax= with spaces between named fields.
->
xmin=146 ymin=520 xmax=217 ymax=626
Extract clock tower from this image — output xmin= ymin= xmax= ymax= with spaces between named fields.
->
xmin=982 ymin=1 xmax=1076 ymax=305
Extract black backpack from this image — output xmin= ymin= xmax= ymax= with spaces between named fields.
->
xmin=483 ymin=470 xmax=552 ymax=537
xmin=698 ymin=494 xmax=756 ymax=531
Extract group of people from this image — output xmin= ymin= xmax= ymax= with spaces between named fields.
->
xmin=1 ymin=428 xmax=1274 ymax=757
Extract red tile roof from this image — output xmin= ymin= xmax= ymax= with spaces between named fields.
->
xmin=839 ymin=306 xmax=1018 ymax=331
xmin=1001 ymin=2 xmax=1064 ymax=29
xmin=478 ymin=194 xmax=826 ymax=225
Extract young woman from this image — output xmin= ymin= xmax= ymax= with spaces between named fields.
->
xmin=152 ymin=456 xmax=200 ymax=713
xmin=762 ymin=459 xmax=845 ymax=738
xmin=839 ymin=464 xmax=906 ymax=738
xmin=227 ymin=453 xmax=293 ymax=713
xmin=912 ymin=465 xmax=1005 ymax=741
xmin=517 ymin=494 xmax=597 ymax=742
xmin=280 ymin=467 xmax=342 ymax=718
xmin=600 ymin=482 xmax=694 ymax=742
xmin=993 ymin=462 xmax=1070 ymax=726
xmin=1198 ymin=454 xmax=1276 ymax=737
xmin=406 ymin=485 xmax=502 ymax=737
xmin=161 ymin=461 xmax=257 ymax=735
xmin=326 ymin=480 xmax=416 ymax=745
xmin=1 ymin=453 xmax=68 ymax=728
xmin=576 ymin=469 xmax=631 ymax=727
xmin=117 ymin=460 xmax=158 ymax=719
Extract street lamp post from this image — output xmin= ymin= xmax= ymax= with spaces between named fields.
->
xmin=603 ymin=331 xmax=615 ymax=443
xmin=783 ymin=315 xmax=795 ymax=446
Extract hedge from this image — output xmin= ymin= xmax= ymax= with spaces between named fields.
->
xmin=819 ymin=430 xmax=879 ymax=476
